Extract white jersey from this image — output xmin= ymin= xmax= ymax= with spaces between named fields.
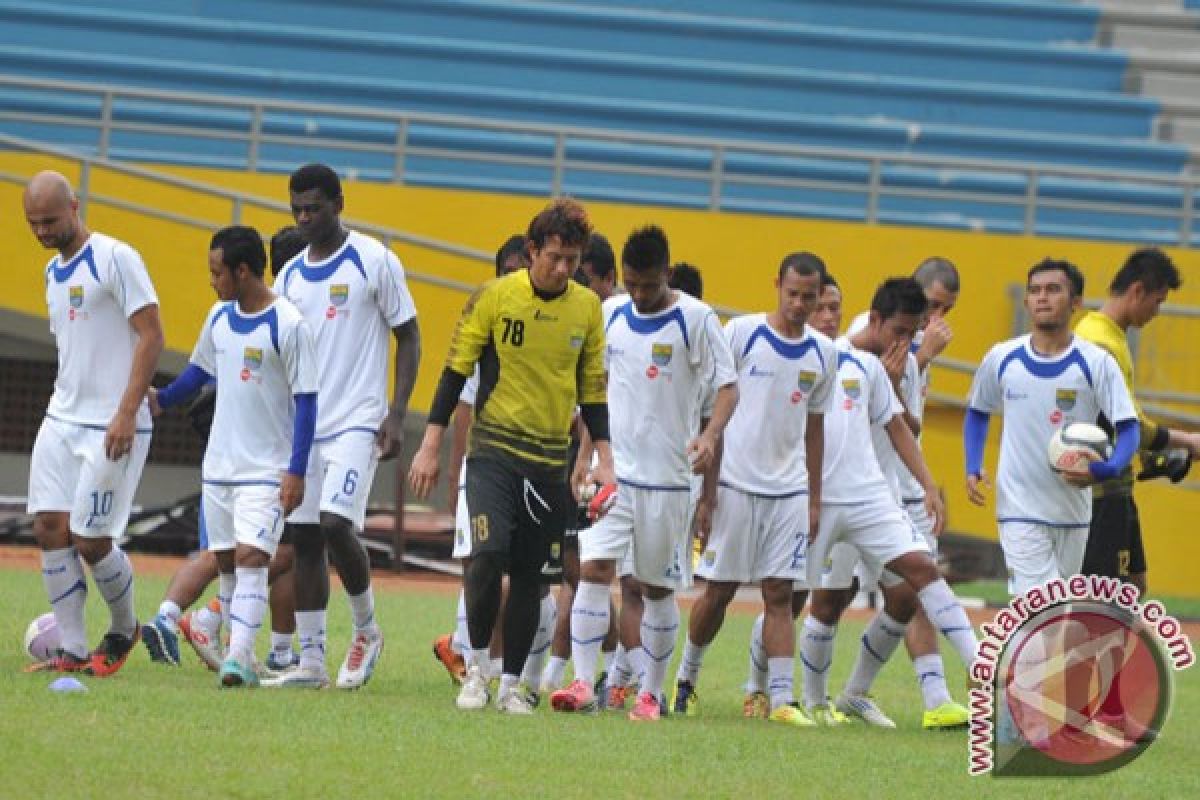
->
xmin=275 ymin=230 xmax=417 ymax=441
xmin=603 ymin=292 xmax=737 ymax=489
xmin=822 ymin=343 xmax=904 ymax=504
xmin=867 ymin=349 xmax=922 ymax=503
xmin=847 ymin=312 xmax=929 ymax=501
xmin=968 ymin=334 xmax=1136 ymax=528
xmin=191 ymin=298 xmax=319 ymax=485
xmin=43 ymin=232 xmax=158 ymax=430
xmin=720 ymin=315 xmax=837 ymax=497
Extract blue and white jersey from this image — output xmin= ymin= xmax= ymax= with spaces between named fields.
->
xmin=602 ymin=292 xmax=737 ymax=489
xmin=719 ymin=314 xmax=836 ymax=497
xmin=43 ymin=233 xmax=158 ymax=430
xmin=822 ymin=343 xmax=904 ymax=505
xmin=191 ymin=298 xmax=318 ymax=485
xmin=275 ymin=230 xmax=417 ymax=441
xmin=967 ymin=334 xmax=1136 ymax=528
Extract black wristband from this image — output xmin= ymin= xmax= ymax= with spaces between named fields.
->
xmin=429 ymin=367 xmax=469 ymax=427
xmin=579 ymin=402 xmax=610 ymax=443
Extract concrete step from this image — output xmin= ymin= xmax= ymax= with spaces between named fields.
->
xmin=1135 ymin=69 xmax=1200 ymax=104
xmin=1109 ymin=24 xmax=1200 ymax=55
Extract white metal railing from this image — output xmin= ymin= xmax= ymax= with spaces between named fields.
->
xmin=0 ymin=74 xmax=1197 ymax=244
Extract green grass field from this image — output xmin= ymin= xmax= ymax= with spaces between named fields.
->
xmin=2 ymin=564 xmax=1197 ymax=799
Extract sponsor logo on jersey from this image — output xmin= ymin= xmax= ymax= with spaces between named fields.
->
xmin=842 ymin=378 xmax=861 ymax=400
xmin=68 ymin=285 xmax=84 ymax=309
xmin=748 ymin=364 xmax=775 ymax=378
xmin=1055 ymin=389 xmax=1077 ymax=411
xmin=797 ymin=370 xmax=817 ymax=392
xmin=329 ymin=284 xmax=349 ymax=306
xmin=534 ymin=309 xmax=559 ymax=323
xmin=570 ymin=334 xmax=584 ymax=350
xmin=646 ymin=364 xmax=659 ymax=379
xmin=652 ymin=343 xmax=673 ymax=366
xmin=1005 ymin=388 xmax=1029 ymax=402
xmin=703 ymin=549 xmax=716 ymax=567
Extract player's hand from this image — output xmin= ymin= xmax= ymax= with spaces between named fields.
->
xmin=692 ymin=495 xmax=715 ymax=549
xmin=376 ymin=410 xmax=405 ymax=461
xmin=918 ymin=316 xmax=953 ymax=364
xmin=1060 ymin=449 xmax=1101 ymax=488
xmin=966 ymin=470 xmax=990 ymax=506
xmin=881 ymin=339 xmax=908 ymax=387
xmin=591 ymin=459 xmax=616 ymax=488
xmin=686 ymin=432 xmax=717 ymax=475
xmin=280 ymin=472 xmax=304 ymax=516
xmin=925 ymin=490 xmax=946 ymax=537
xmin=570 ymin=459 xmax=590 ymax=504
xmin=1183 ymin=432 xmax=1200 ymax=461
xmin=147 ymin=387 xmax=162 ymax=418
xmin=407 ymin=442 xmax=441 ymax=500
xmin=104 ymin=410 xmax=137 ymax=461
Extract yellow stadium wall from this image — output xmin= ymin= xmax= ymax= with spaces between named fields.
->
xmin=3 ymin=153 xmax=1198 ymax=597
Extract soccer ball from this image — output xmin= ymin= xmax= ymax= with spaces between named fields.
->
xmin=24 ymin=612 xmax=61 ymax=661
xmin=1047 ymin=422 xmax=1111 ymax=473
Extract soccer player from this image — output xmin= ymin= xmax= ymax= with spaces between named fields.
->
xmin=410 ymin=198 xmax=612 ymax=714
xmin=143 ymin=225 xmax=308 ymax=671
xmin=965 ymin=259 xmax=1139 ymax=595
xmin=150 ymin=225 xmax=318 ymax=688
xmin=844 ymin=257 xmax=969 ymax=728
xmin=550 ymin=225 xmax=738 ymax=722
xmin=668 ymin=261 xmax=703 ymax=299
xmin=1075 ymin=248 xmax=1200 ymax=594
xmin=267 ymin=164 xmax=420 ymax=690
xmin=670 ymin=252 xmax=835 ymax=727
xmin=22 ymin=170 xmax=164 ymax=676
xmin=796 ymin=277 xmax=981 ymax=725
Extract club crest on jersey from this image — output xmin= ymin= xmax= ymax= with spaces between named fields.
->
xmin=797 ymin=370 xmax=817 ymax=392
xmin=329 ymin=284 xmax=349 ymax=306
xmin=241 ymin=347 xmax=263 ymax=382
xmin=842 ymin=378 xmax=861 ymax=400
xmin=652 ymin=343 xmax=673 ymax=366
xmin=69 ymin=285 xmax=84 ymax=309
xmin=1055 ymin=388 xmax=1077 ymax=411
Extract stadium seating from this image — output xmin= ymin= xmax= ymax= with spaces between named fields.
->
xmin=0 ymin=0 xmax=1193 ymax=241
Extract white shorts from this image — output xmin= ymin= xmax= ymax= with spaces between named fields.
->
xmin=202 ymin=482 xmax=285 ymax=555
xmin=289 ymin=430 xmax=379 ymax=529
xmin=810 ymin=497 xmax=928 ymax=590
xmin=27 ymin=416 xmax=151 ymax=539
xmin=697 ymin=486 xmax=808 ymax=584
xmin=999 ymin=520 xmax=1089 ymax=596
xmin=580 ymin=483 xmax=693 ymax=590
xmin=904 ymin=498 xmax=937 ymax=554
xmin=452 ymin=483 xmax=471 ymax=559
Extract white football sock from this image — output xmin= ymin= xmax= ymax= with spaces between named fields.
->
xmin=744 ymin=612 xmax=767 ymax=694
xmin=800 ymin=616 xmax=836 ymax=709
xmin=541 ymin=656 xmax=568 ymax=690
xmin=569 ymin=581 xmax=610 ymax=686
xmin=194 ymin=599 xmax=222 ymax=634
xmin=90 ymin=547 xmax=136 ymax=637
xmin=639 ymin=595 xmax=679 ymax=699
xmin=845 ymin=610 xmax=907 ymax=696
xmin=767 ymin=656 xmax=796 ymax=710
xmin=347 ymin=586 xmax=377 ymax=633
xmin=217 ymin=572 xmax=236 ymax=634
xmin=295 ymin=609 xmax=327 ymax=671
xmin=228 ymin=567 xmax=268 ymax=665
xmin=451 ymin=590 xmax=469 ymax=655
xmin=519 ymin=593 xmax=557 ymax=687
xmin=913 ymin=653 xmax=953 ymax=709
xmin=270 ymin=631 xmax=294 ymax=659
xmin=42 ymin=547 xmax=88 ymax=659
xmin=602 ymin=647 xmax=616 ymax=676
xmin=610 ymin=643 xmax=634 ymax=688
xmin=498 ymin=673 xmax=519 ymax=698
xmin=675 ymin=639 xmax=708 ymax=685
xmin=156 ymin=600 xmax=182 ymax=629
xmin=917 ymin=579 xmax=979 ymax=668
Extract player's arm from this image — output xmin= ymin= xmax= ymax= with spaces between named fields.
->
xmin=571 ymin=414 xmax=593 ymax=501
xmin=1073 ymin=354 xmax=1140 ymax=487
xmin=886 ymin=413 xmax=944 ymax=535
xmin=915 ymin=315 xmax=952 ymax=372
xmin=577 ymin=295 xmax=615 ymax=486
xmin=692 ymin=421 xmax=722 ymax=547
xmin=805 ymin=413 xmax=824 ymax=542
xmin=688 ymin=311 xmax=739 ymax=474
xmin=881 ymin=341 xmax=920 ymax=436
xmin=107 ymin=302 xmax=164 ymax=461
xmin=377 ymin=318 xmax=421 ymax=461
xmin=444 ymin=398 xmax=472 ymax=513
xmin=153 ymin=309 xmax=217 ymax=416
xmin=282 ymin=319 xmax=320 ymax=515
xmin=963 ymin=345 xmax=1002 ymax=506
xmin=409 ymin=286 xmax=492 ymax=499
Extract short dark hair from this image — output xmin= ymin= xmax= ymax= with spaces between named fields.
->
xmin=1110 ymin=248 xmax=1182 ymax=294
xmin=622 ymin=225 xmax=670 ymax=273
xmin=870 ymin=277 xmax=928 ymax=320
xmin=527 ymin=197 xmax=591 ymax=250
xmin=582 ymin=233 xmax=615 ymax=279
xmin=495 ymin=234 xmax=526 ymax=277
xmin=778 ymin=251 xmax=826 ymax=282
xmin=912 ymin=256 xmax=960 ymax=293
xmin=211 ymin=225 xmax=267 ymax=278
xmin=1027 ymin=258 xmax=1084 ymax=298
xmin=269 ymin=225 xmax=306 ymax=277
xmin=821 ymin=271 xmax=840 ymax=291
xmin=668 ymin=262 xmax=703 ymax=299
xmin=289 ymin=163 xmax=342 ymax=201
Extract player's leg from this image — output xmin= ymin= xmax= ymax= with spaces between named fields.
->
xmin=435 ymin=484 xmax=473 ymax=684
xmin=264 ymin=534 xmax=298 ymax=673
xmin=144 ymin=551 xmax=219 ymax=666
xmin=834 ymin=574 xmax=913 ymax=728
xmin=798 ymin=506 xmax=854 ymax=723
xmin=67 ymin=427 xmax=150 ymax=677
xmin=280 ymin=440 xmax=329 ymax=685
xmin=674 ymin=579 xmax=738 ymax=713
xmin=542 ymin=534 xmax=578 ymax=692
xmin=1126 ymin=497 xmax=1147 ymax=595
xmin=551 ymin=485 xmax=631 ymax=713
xmin=756 ymin=492 xmax=812 ymax=725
